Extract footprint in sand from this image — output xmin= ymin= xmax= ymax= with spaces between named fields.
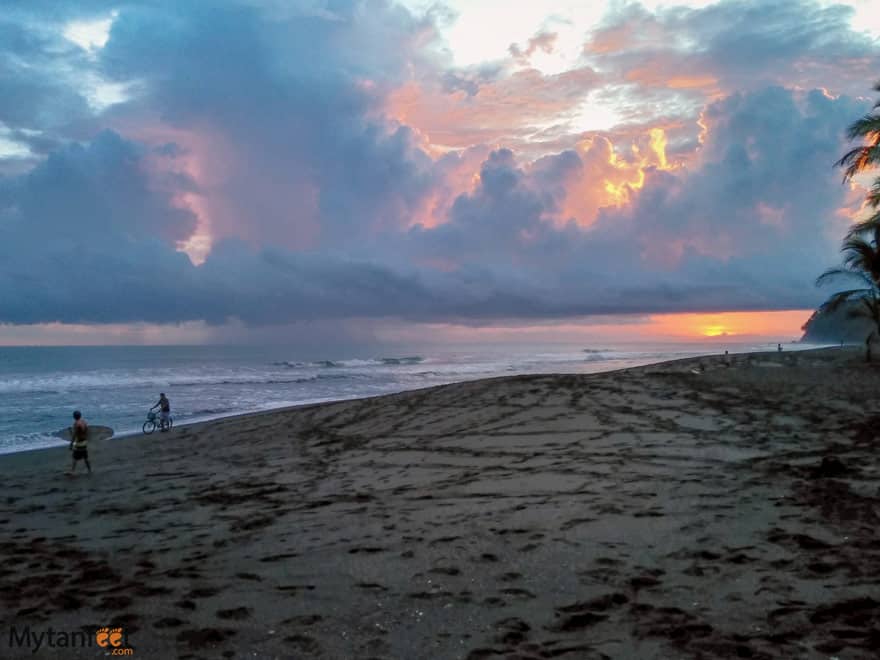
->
xmin=216 ymin=607 xmax=251 ymax=620
xmin=284 ymin=633 xmax=321 ymax=654
xmin=153 ymin=617 xmax=186 ymax=628
xmin=176 ymin=627 xmax=236 ymax=650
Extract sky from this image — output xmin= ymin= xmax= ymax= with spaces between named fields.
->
xmin=1 ymin=0 xmax=879 ymax=345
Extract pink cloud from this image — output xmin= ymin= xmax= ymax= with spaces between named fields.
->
xmin=386 ymin=65 xmax=602 ymax=150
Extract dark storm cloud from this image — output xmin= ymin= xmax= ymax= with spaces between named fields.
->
xmin=0 ymin=127 xmax=439 ymax=324
xmin=0 ymin=86 xmax=866 ymax=323
xmin=0 ymin=0 xmax=876 ymax=326
xmin=98 ymin=1 xmax=437 ymax=248
xmin=0 ymin=130 xmax=198 ymax=323
xmin=0 ymin=18 xmax=93 ymax=133
xmin=1 ymin=130 xmax=196 ymax=243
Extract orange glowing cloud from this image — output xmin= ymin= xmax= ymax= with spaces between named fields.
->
xmin=667 ymin=75 xmax=720 ymax=90
xmin=405 ymin=122 xmax=683 ymax=235
xmin=408 ymin=145 xmax=488 ymax=229
xmin=827 ymin=171 xmax=873 ymax=238
xmin=557 ymin=127 xmax=677 ymax=227
xmin=387 ymin=71 xmax=687 ymax=232
xmin=696 ymin=110 xmax=710 ymax=146
xmin=625 ymin=67 xmax=721 ymax=97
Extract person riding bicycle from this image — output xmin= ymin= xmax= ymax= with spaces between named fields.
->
xmin=150 ymin=393 xmax=171 ymax=432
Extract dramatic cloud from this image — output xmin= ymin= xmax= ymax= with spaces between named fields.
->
xmin=588 ymin=0 xmax=880 ymax=97
xmin=94 ymin=1 xmax=441 ymax=254
xmin=0 ymin=0 xmax=877 ymax=331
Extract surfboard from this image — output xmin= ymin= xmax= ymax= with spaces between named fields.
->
xmin=54 ymin=425 xmax=115 ymax=443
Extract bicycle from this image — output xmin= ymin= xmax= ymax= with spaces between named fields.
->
xmin=143 ymin=410 xmax=173 ymax=434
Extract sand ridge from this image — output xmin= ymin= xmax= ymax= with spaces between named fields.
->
xmin=0 ymin=348 xmax=878 ymax=658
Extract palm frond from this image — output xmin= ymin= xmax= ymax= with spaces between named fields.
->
xmin=840 ymin=236 xmax=880 ymax=282
xmin=845 ymin=115 xmax=880 ymax=142
xmin=837 ymin=145 xmax=880 ymax=181
xmin=820 ymin=288 xmax=873 ymax=313
xmin=836 ymin=146 xmax=872 ymax=168
xmin=844 ymin=210 xmax=880 ymax=238
xmin=866 ymin=179 xmax=880 ymax=208
xmin=859 ymin=295 xmax=880 ymax=320
xmin=842 ymin=235 xmax=876 ymax=259
xmin=816 ymin=267 xmax=849 ymax=286
xmin=816 ymin=266 xmax=875 ymax=288
xmin=837 ymin=151 xmax=880 ymax=183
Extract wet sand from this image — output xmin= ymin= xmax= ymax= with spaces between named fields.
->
xmin=1 ymin=347 xmax=879 ymax=659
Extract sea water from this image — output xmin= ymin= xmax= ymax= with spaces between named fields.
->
xmin=0 ymin=341 xmax=820 ymax=454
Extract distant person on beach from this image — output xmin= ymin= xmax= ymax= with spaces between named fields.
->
xmin=777 ymin=343 xmax=783 ymax=352
xmin=69 ymin=410 xmax=91 ymax=474
xmin=151 ymin=393 xmax=171 ymax=432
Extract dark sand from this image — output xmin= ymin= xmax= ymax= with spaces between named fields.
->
xmin=1 ymin=348 xmax=879 ymax=659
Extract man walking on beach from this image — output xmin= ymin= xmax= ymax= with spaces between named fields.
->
xmin=69 ymin=410 xmax=91 ymax=474
xmin=151 ymin=392 xmax=171 ymax=432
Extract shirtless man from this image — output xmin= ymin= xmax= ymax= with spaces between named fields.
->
xmin=69 ymin=410 xmax=91 ymax=474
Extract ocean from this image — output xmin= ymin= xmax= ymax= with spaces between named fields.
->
xmin=0 ymin=341 xmax=818 ymax=454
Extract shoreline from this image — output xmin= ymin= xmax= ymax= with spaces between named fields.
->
xmin=3 ymin=345 xmax=832 ymax=459
xmin=163 ymin=345 xmax=824 ymax=437
xmin=3 ymin=344 xmax=876 ymax=659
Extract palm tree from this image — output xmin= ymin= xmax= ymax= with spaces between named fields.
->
xmin=818 ymin=81 xmax=880 ymax=361
xmin=816 ymin=239 xmax=880 ymax=361
xmin=836 ymin=80 xmax=880 ymax=241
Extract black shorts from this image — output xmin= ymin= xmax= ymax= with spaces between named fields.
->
xmin=72 ymin=448 xmax=88 ymax=460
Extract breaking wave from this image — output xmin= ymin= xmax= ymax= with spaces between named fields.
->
xmin=273 ymin=356 xmax=425 ymax=369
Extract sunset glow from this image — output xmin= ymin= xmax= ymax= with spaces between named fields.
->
xmin=646 ymin=311 xmax=815 ymax=340
xmin=1 ymin=0 xmax=877 ymax=344
xmin=6 ymin=7 xmax=880 ymax=654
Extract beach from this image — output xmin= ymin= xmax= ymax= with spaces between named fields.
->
xmin=0 ymin=342 xmax=783 ymax=455
xmin=1 ymin=347 xmax=878 ymax=659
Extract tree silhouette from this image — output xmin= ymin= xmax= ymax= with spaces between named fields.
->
xmin=818 ymin=81 xmax=880 ymax=361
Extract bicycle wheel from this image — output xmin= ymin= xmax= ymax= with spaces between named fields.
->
xmin=143 ymin=420 xmax=157 ymax=434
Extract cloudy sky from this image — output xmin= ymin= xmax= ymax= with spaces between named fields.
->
xmin=1 ymin=0 xmax=879 ymax=345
